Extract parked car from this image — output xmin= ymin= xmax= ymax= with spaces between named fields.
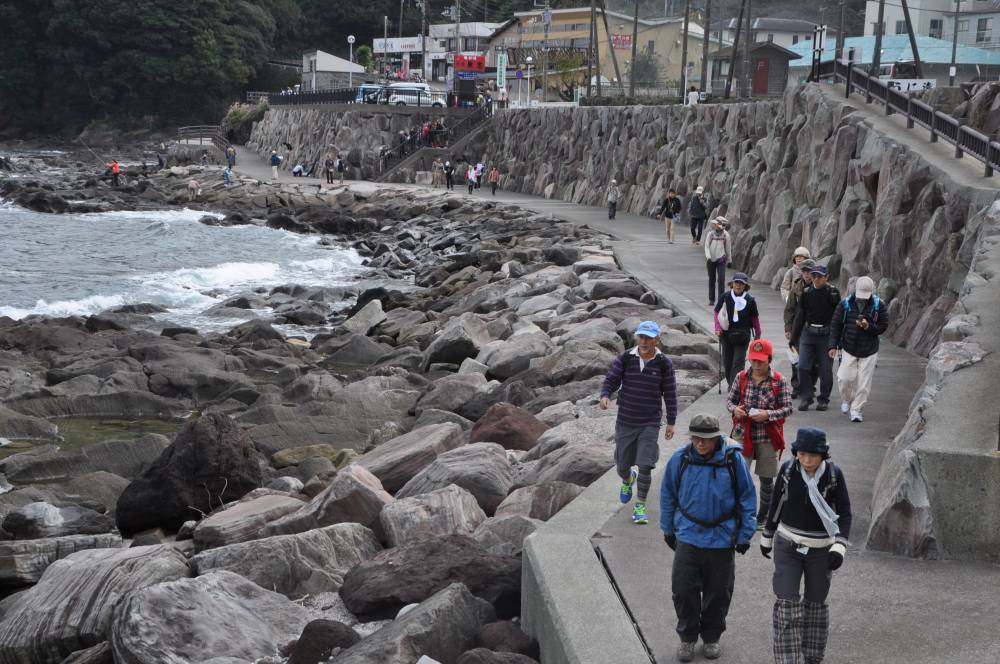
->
xmin=385 ymin=88 xmax=445 ymax=107
xmin=355 ymin=83 xmax=384 ymax=104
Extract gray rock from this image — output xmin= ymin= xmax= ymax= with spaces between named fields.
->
xmin=535 ymin=401 xmax=578 ymax=427
xmin=549 ymin=318 xmax=624 ymax=352
xmin=192 ymin=494 xmax=305 ymax=550
xmin=476 ymin=332 xmax=554 ymax=381
xmin=397 ymin=443 xmax=513 ymax=515
xmin=514 ymin=440 xmax=614 ymax=490
xmin=0 ymin=405 xmax=59 ymax=441
xmin=471 ymin=515 xmax=543 ymax=557
xmin=281 ymin=371 xmax=344 ymax=403
xmin=538 ymin=343 xmax=617 ymax=385
xmin=0 ymin=545 xmax=190 ymax=663
xmin=0 ymin=533 xmax=122 ymax=589
xmin=320 ymin=334 xmax=392 ymax=367
xmin=413 ymin=408 xmax=474 ymax=431
xmin=61 ymin=471 xmax=131 ymax=517
xmin=110 ymin=571 xmax=312 ymax=664
xmin=60 ymin=642 xmax=113 ymax=664
xmin=342 ymin=300 xmax=387 ymax=336
xmin=261 ymin=464 xmax=393 ymax=537
xmin=3 ymin=502 xmax=114 ymax=539
xmin=494 ymin=481 xmax=585 ymax=521
xmin=265 ymin=476 xmax=305 ymax=493
xmin=469 ymin=403 xmax=548 ymax=452
xmin=334 ymin=583 xmax=496 ymax=664
xmin=423 ymin=313 xmax=492 ymax=368
xmin=380 ymin=484 xmax=488 ymax=547
xmin=0 ymin=435 xmax=170 ymax=485
xmin=475 ymin=619 xmax=539 ymax=656
xmin=355 ymin=423 xmax=465 ymax=493
xmin=191 ymin=523 xmax=381 ymax=599
xmin=413 ymin=373 xmax=491 ymax=416
xmin=288 ymin=619 xmax=360 ymax=664
xmin=459 ymin=358 xmax=490 ymax=375
xmin=457 ymin=648 xmax=540 ymax=664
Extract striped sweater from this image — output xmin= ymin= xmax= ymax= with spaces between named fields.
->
xmin=600 ymin=348 xmax=678 ymax=427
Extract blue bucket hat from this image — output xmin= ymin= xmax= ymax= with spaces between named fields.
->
xmin=791 ymin=427 xmax=830 ymax=458
xmin=635 ymin=321 xmax=661 ymax=338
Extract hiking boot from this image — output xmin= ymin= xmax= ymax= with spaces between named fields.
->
xmin=703 ymin=642 xmax=722 ymax=659
xmin=798 ymin=399 xmax=813 ymax=411
xmin=632 ymin=502 xmax=649 ymax=524
xmin=840 ymin=401 xmax=850 ymax=414
xmin=851 ymin=411 xmax=863 ymax=422
xmin=676 ymin=641 xmax=696 ymax=662
xmin=619 ymin=468 xmax=637 ymax=504
xmin=816 ymin=401 xmax=829 ymax=411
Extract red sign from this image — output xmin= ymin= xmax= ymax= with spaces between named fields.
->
xmin=611 ymin=33 xmax=632 ymax=49
xmin=454 ymin=55 xmax=486 ymax=71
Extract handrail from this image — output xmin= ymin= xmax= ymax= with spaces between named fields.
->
xmin=176 ymin=125 xmax=231 ymax=155
xmin=835 ymin=59 xmax=999 ymax=177
xmin=377 ymin=106 xmax=491 ymax=174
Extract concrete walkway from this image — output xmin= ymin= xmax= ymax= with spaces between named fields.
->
xmin=229 ymin=143 xmax=1000 ymax=663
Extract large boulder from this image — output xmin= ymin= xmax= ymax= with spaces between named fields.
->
xmin=334 ymin=583 xmax=495 ymax=664
xmin=115 ymin=414 xmax=264 ymax=536
xmin=191 ymin=523 xmax=381 ymax=599
xmin=471 ymin=515 xmax=543 ymax=557
xmin=0 ymin=405 xmax=58 ymax=441
xmin=538 ymin=343 xmax=617 ymax=385
xmin=355 ymin=423 xmax=465 ymax=493
xmin=0 ymin=533 xmax=122 ymax=589
xmin=457 ymin=649 xmax=540 ymax=664
xmin=339 ymin=535 xmax=521 ymax=618
xmin=3 ymin=502 xmax=114 ymax=539
xmin=110 ymin=570 xmax=312 ymax=664
xmin=513 ymin=440 xmax=614 ymax=489
xmin=342 ymin=300 xmax=387 ymax=336
xmin=192 ymin=494 xmax=305 ymax=550
xmin=423 ymin=313 xmax=492 ymax=368
xmin=0 ymin=436 xmax=170 ymax=485
xmin=288 ymin=620 xmax=361 ymax=664
xmin=494 ymin=482 xmax=585 ymax=521
xmin=396 ymin=444 xmax=513 ymax=515
xmin=469 ymin=403 xmax=548 ymax=452
xmin=272 ymin=444 xmax=356 ymax=469
xmin=380 ymin=485 xmax=488 ymax=547
xmin=412 ymin=373 xmax=491 ymax=416
xmin=261 ymin=464 xmax=393 ymax=537
xmin=0 ymin=545 xmax=190 ymax=663
xmin=476 ymin=332 xmax=553 ymax=380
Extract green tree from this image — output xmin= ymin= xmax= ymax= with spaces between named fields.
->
xmin=555 ymin=51 xmax=584 ymax=101
xmin=631 ymin=52 xmax=659 ymax=88
xmin=355 ymin=45 xmax=374 ymax=72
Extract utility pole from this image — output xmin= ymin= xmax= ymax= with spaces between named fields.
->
xmin=421 ymin=0 xmax=427 ymax=81
xmin=701 ymin=0 xmax=711 ymax=93
xmin=383 ymin=15 xmax=389 ymax=77
xmin=630 ymin=0 xmax=639 ymax=96
xmin=399 ymin=0 xmax=404 ymax=38
xmin=725 ymin=0 xmax=744 ymax=98
xmin=680 ymin=0 xmax=691 ymax=100
xmin=543 ymin=3 xmax=552 ymax=103
xmin=595 ymin=0 xmax=603 ymax=96
xmin=899 ymin=0 xmax=923 ymax=79
xmin=743 ymin=0 xmax=752 ymax=97
xmin=870 ymin=0 xmax=886 ymax=77
xmin=837 ymin=0 xmax=846 ymax=63
xmin=598 ymin=0 xmax=624 ymax=94
xmin=949 ymin=0 xmax=960 ymax=86
xmin=588 ymin=0 xmax=595 ymax=96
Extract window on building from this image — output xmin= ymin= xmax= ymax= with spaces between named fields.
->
xmin=958 ymin=19 xmax=969 ymax=32
xmin=977 ymin=18 xmax=992 ymax=43
xmin=647 ymin=40 xmax=655 ymax=54
xmin=929 ymin=19 xmax=942 ymax=39
xmin=895 ymin=20 xmax=907 ymax=35
xmin=871 ymin=22 xmax=885 ymax=35
xmin=792 ymin=35 xmax=799 ymax=44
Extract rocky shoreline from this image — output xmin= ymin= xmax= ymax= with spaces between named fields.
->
xmin=0 ymin=155 xmax=720 ymax=664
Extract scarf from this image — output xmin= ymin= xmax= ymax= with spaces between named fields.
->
xmin=731 ymin=291 xmax=747 ymax=323
xmin=801 ymin=461 xmax=840 ymax=538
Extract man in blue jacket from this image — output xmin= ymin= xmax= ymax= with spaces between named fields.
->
xmin=660 ymin=413 xmax=757 ymax=662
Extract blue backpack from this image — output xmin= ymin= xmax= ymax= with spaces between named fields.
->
xmin=843 ymin=295 xmax=881 ymax=323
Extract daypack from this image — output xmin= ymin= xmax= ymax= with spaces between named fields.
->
xmin=336 ymin=159 xmax=345 ymax=172
xmin=769 ymin=460 xmax=840 ymax=526
xmin=676 ymin=447 xmax=742 ymax=547
xmin=843 ymin=295 xmax=881 ymax=323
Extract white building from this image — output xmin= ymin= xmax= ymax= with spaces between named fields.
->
xmin=712 ymin=17 xmax=832 ymax=50
xmin=944 ymin=0 xmax=1000 ymax=51
xmin=864 ymin=0 xmax=1000 ymax=51
xmin=302 ymin=50 xmax=366 ymax=91
xmin=427 ymin=22 xmax=503 ymax=81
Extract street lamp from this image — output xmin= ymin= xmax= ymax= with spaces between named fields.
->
xmin=526 ymin=56 xmax=533 ymax=108
xmin=348 ymin=35 xmax=356 ymax=87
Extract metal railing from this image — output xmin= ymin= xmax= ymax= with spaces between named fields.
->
xmin=176 ymin=125 xmax=231 ymax=154
xmin=836 ymin=59 xmax=1000 ymax=177
xmin=268 ymin=86 xmax=455 ymax=108
xmin=245 ymin=91 xmax=270 ymax=104
xmin=269 ymin=87 xmax=361 ymax=105
xmin=376 ymin=106 xmax=492 ymax=175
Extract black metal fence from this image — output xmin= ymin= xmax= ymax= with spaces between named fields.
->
xmin=266 ymin=86 xmax=448 ymax=107
xmin=377 ymin=106 xmax=492 ymax=174
xmin=268 ymin=87 xmax=360 ymax=105
xmin=836 ymin=59 xmax=1000 ymax=177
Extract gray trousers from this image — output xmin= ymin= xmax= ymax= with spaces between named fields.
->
xmin=772 ymin=535 xmax=833 ymax=664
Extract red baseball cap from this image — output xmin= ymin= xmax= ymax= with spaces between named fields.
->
xmin=747 ymin=338 xmax=773 ymax=362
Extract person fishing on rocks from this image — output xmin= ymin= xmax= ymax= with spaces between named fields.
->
xmin=599 ymin=321 xmax=677 ymax=525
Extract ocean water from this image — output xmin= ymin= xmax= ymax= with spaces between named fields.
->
xmin=0 ymin=200 xmax=366 ymax=334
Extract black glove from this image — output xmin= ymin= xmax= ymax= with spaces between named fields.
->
xmin=664 ymin=533 xmax=677 ymax=550
xmin=735 ymin=542 xmax=750 ymax=555
xmin=760 ymin=545 xmax=772 ymax=559
xmin=828 ymin=550 xmax=844 ymax=570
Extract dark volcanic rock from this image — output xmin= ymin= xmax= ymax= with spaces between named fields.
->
xmin=458 ymin=649 xmax=540 ymax=664
xmin=475 ymin=620 xmax=539 ymax=656
xmin=339 ymin=534 xmax=521 ymax=618
xmin=115 ymin=414 xmax=264 ymax=535
xmin=288 ymin=620 xmax=360 ymax=664
xmin=469 ymin=402 xmax=548 ymax=452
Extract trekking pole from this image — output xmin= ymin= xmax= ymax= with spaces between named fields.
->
xmin=718 ymin=337 xmax=723 ymax=394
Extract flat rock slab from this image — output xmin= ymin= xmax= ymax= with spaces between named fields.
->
xmin=355 ymin=423 xmax=465 ymax=493
xmin=381 ymin=485 xmax=488 ymax=547
xmin=0 ymin=533 xmax=122 ymax=589
xmin=192 ymin=494 xmax=305 ymax=550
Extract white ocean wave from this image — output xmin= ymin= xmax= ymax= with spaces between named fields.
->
xmin=0 ymin=293 xmax=126 ymax=319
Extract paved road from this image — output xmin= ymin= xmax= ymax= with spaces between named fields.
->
xmin=230 ymin=144 xmax=1000 ymax=664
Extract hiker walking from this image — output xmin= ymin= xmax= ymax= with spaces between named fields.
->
xmin=828 ymin=276 xmax=888 ymax=423
xmin=783 ymin=258 xmax=817 ymax=400
xmin=336 ymin=154 xmax=347 ymax=183
xmin=607 ymin=179 xmax=622 ymax=219
xmin=714 ymin=272 xmax=761 ymax=386
xmin=760 ymin=427 xmax=852 ymax=664
xmin=444 ymin=160 xmax=455 ymax=190
xmin=658 ymin=188 xmax=682 ymax=244
xmin=704 ymin=217 xmax=731 ymax=306
xmin=225 ymin=145 xmax=236 ymax=168
xmin=269 ymin=150 xmax=282 ymax=181
xmin=790 ymin=265 xmax=841 ymax=412
xmin=660 ymin=413 xmax=756 ymax=663
xmin=488 ymin=166 xmax=500 ymax=195
xmin=689 ymin=185 xmax=708 ymax=245
xmin=781 ymin=247 xmax=812 ymax=302
xmin=726 ymin=338 xmax=793 ymax=529
xmin=324 ymin=153 xmax=335 ymax=184
xmin=687 ymin=85 xmax=700 ymax=107
xmin=466 ymin=164 xmax=477 ymax=194
xmin=599 ymin=321 xmax=678 ymax=526
xmin=222 ymin=166 xmax=233 ymax=187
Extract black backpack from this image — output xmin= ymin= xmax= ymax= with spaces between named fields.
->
xmin=770 ymin=460 xmax=840 ymax=525
xmin=676 ymin=446 xmax=742 ymax=547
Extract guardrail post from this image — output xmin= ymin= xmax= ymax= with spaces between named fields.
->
xmin=845 ymin=63 xmax=852 ymax=99
xmin=885 ymin=91 xmax=893 ymax=116
xmin=955 ymin=120 xmax=965 ymax=159
xmin=865 ymin=70 xmax=872 ymax=104
xmin=906 ymin=96 xmax=915 ymax=129
xmin=930 ymin=114 xmax=938 ymax=143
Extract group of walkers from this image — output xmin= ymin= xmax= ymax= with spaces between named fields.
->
xmin=597 ymin=196 xmax=890 ymax=662
xmin=430 ymin=158 xmax=501 ymax=195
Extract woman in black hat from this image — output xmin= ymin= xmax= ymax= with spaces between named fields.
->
xmin=713 ymin=272 xmax=761 ymax=386
xmin=760 ymin=427 xmax=852 ymax=664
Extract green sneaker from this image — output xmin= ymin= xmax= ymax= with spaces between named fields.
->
xmin=632 ymin=501 xmax=649 ymax=524
xmin=619 ymin=468 xmax=637 ymax=504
